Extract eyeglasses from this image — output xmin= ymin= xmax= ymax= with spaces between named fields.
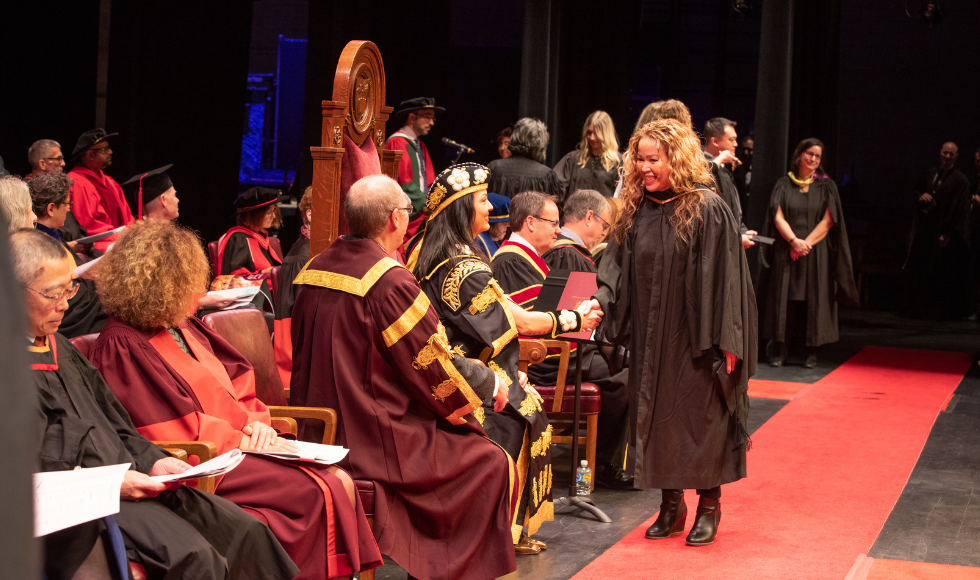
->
xmin=24 ymin=279 xmax=80 ymax=303
xmin=59 ymin=201 xmax=74 ymax=210
xmin=41 ymin=156 xmax=65 ymax=163
xmin=533 ymin=215 xmax=560 ymax=229
xmin=803 ymin=151 xmax=822 ymax=160
xmin=90 ymin=146 xmax=111 ymax=154
xmin=595 ymin=213 xmax=610 ymax=232
xmin=391 ymin=205 xmax=413 ymax=215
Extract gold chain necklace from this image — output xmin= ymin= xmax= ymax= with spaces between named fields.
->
xmin=646 ymin=192 xmax=687 ymax=204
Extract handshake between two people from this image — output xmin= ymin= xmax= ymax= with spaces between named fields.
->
xmin=491 ymin=298 xmax=605 ymax=412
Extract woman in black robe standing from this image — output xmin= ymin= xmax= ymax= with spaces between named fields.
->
xmin=594 ymin=119 xmax=757 ymax=547
xmin=759 ymin=138 xmax=858 ymax=368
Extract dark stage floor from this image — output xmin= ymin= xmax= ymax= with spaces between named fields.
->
xmin=366 ymin=309 xmax=980 ymax=580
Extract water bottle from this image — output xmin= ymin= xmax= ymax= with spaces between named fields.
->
xmin=575 ymin=460 xmax=592 ymax=496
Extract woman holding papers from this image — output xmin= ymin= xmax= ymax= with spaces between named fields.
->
xmin=594 ymin=119 xmax=757 ymax=547
xmin=89 ymin=219 xmax=382 ymax=579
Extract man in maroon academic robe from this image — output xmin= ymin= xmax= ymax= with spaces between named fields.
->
xmin=66 ymin=128 xmax=133 ymax=251
xmin=290 ymin=174 xmax=518 ymax=580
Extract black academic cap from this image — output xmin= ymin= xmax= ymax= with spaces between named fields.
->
xmin=234 ymin=187 xmax=289 ymax=213
xmin=393 ymin=97 xmax=445 ymax=117
xmin=121 ymin=165 xmax=174 ymax=215
xmin=70 ymin=128 xmax=118 ymax=160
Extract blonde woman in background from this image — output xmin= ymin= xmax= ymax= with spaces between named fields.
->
xmin=0 ymin=176 xmax=37 ymax=231
xmin=555 ymin=110 xmax=623 ymax=198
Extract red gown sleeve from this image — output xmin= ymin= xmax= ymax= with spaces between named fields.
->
xmin=89 ymin=329 xmax=245 ymax=454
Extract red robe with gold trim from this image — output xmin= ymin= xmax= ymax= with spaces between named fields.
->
xmin=89 ymin=317 xmax=382 ymax=579
xmin=290 ymin=236 xmax=518 ymax=580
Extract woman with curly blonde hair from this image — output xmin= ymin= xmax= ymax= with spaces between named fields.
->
xmin=91 ymin=218 xmax=383 ymax=579
xmin=554 ymin=110 xmax=623 ymax=198
xmin=594 ymin=118 xmax=757 ymax=547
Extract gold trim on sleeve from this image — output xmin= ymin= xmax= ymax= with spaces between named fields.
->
xmin=430 ymin=379 xmax=457 ymax=402
xmin=442 ymin=259 xmax=492 ymax=311
xmin=293 ymin=257 xmax=402 ymax=297
xmin=473 ymin=406 xmax=486 ymax=425
xmin=518 ymin=389 xmax=544 ymax=416
xmin=488 ymin=361 xmax=512 ymax=387
xmin=468 ymin=279 xmax=505 ymax=315
xmin=412 ymin=323 xmax=485 ymax=425
xmin=382 ymin=290 xmax=431 ymax=347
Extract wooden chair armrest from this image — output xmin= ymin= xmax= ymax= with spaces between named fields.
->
xmin=267 ymin=406 xmax=338 ymax=445
xmin=271 ymin=417 xmax=298 ymax=436
xmin=161 ymin=448 xmax=188 ymax=461
xmin=153 ymin=440 xmax=218 ymax=493
xmin=518 ymin=339 xmax=548 ymax=373
xmin=540 ymin=340 xmax=570 ymax=413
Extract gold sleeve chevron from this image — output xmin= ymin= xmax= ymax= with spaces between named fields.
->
xmin=442 ymin=259 xmax=492 ymax=311
xmin=412 ymin=322 xmax=484 ymax=425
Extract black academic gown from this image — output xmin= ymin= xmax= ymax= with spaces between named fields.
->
xmin=759 ymin=177 xmax=858 ymax=346
xmin=594 ymin=192 xmax=757 ymax=490
xmin=487 ymin=156 xmax=563 ymax=202
xmin=30 ymin=333 xmax=298 ymax=580
xmin=420 ymin=255 xmax=555 ymax=540
xmin=906 ymin=167 xmax=972 ymax=318
xmin=705 ymin=152 xmax=748 ymax=235
xmin=275 ymin=236 xmax=310 ymax=319
xmin=553 ymin=151 xmax=622 ymax=199
xmin=540 ymin=235 xmax=630 ymax=468
xmin=59 ymin=239 xmax=109 ymax=338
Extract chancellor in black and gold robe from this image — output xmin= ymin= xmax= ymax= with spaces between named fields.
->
xmin=291 ymin=235 xmax=519 ymax=580
xmin=30 ymin=333 xmax=298 ymax=580
xmin=407 ymin=164 xmax=601 ymax=554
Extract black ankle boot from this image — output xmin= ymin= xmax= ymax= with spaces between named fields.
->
xmin=685 ymin=497 xmax=720 ymax=546
xmin=645 ymin=490 xmax=687 ymax=539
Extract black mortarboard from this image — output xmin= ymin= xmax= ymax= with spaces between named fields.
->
xmin=393 ymin=97 xmax=446 ymax=117
xmin=121 ymin=164 xmax=174 ymax=218
xmin=234 ymin=187 xmax=289 ymax=214
xmin=70 ymin=128 xmax=118 ymax=160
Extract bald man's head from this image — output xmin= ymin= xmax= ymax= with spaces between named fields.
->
xmin=941 ymin=142 xmax=959 ymax=171
xmin=345 ymin=174 xmax=409 ymax=239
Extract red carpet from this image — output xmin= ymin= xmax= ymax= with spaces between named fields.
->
xmin=747 ymin=378 xmax=808 ymax=400
xmin=571 ymin=347 xmax=972 ymax=580
xmin=847 ymin=555 xmax=980 ymax=579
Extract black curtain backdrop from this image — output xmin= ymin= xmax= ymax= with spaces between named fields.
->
xmin=106 ymin=1 xmax=254 ymax=245
xmin=0 ymin=1 xmax=100 ymax=177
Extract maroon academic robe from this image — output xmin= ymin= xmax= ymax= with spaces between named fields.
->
xmin=89 ymin=317 xmax=382 ymax=579
xmin=290 ymin=237 xmax=519 ymax=580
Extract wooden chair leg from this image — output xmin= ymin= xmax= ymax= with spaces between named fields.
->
xmin=585 ymin=415 xmax=598 ymax=490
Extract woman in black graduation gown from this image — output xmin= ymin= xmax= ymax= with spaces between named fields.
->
xmin=759 ymin=138 xmax=858 ymax=368
xmin=407 ymin=163 xmax=602 ymax=555
xmin=487 ymin=118 xmax=563 ymax=201
xmin=594 ymin=119 xmax=757 ymax=547
xmin=553 ymin=110 xmax=623 ymax=198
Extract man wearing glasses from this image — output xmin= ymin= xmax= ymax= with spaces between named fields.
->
xmin=27 ymin=171 xmax=108 ymax=338
xmin=27 ymin=139 xmax=67 ymax=179
xmin=385 ymin=97 xmax=443 ymax=240
xmin=538 ymin=189 xmax=633 ymax=490
xmin=491 ymin=190 xmax=561 ymax=312
xmin=66 ymin=128 xmax=133 ymax=252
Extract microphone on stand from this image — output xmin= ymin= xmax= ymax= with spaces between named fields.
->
xmin=442 ymin=137 xmax=475 ymax=154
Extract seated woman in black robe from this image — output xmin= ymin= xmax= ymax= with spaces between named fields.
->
xmin=759 ymin=138 xmax=858 ymax=368
xmin=407 ymin=163 xmax=602 ymax=555
xmin=595 ymin=119 xmax=757 ymax=547
xmin=216 ymin=187 xmax=286 ymax=278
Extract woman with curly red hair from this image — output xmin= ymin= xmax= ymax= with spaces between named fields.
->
xmin=89 ymin=219 xmax=382 ymax=579
xmin=594 ymin=118 xmax=757 ymax=546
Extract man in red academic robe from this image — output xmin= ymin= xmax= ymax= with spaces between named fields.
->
xmin=67 ymin=128 xmax=133 ymax=251
xmin=290 ymin=174 xmax=519 ymax=580
xmin=384 ymin=97 xmax=442 ymax=240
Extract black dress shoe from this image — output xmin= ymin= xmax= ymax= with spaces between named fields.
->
xmin=685 ymin=497 xmax=720 ymax=546
xmin=803 ymin=348 xmax=818 ymax=369
xmin=767 ymin=340 xmax=787 ymax=367
xmin=645 ymin=490 xmax=687 ymax=539
xmin=595 ymin=463 xmax=638 ymax=490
